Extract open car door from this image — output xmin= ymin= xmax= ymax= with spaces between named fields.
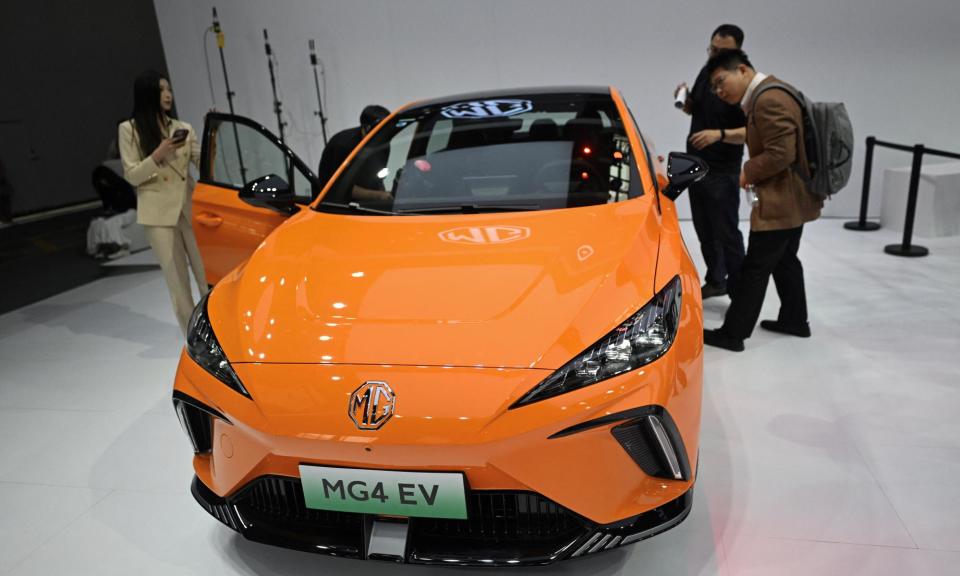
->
xmin=193 ymin=113 xmax=318 ymax=284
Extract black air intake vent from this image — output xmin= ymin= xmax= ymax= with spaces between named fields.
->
xmin=173 ymin=393 xmax=220 ymax=453
xmin=611 ymin=422 xmax=665 ymax=476
xmin=611 ymin=409 xmax=690 ymax=480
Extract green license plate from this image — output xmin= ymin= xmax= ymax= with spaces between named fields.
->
xmin=298 ymin=465 xmax=468 ymax=519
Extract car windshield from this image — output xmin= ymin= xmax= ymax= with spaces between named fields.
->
xmin=316 ymin=92 xmax=642 ymax=215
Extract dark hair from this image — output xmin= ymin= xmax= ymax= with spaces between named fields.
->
xmin=712 ymin=24 xmax=744 ymax=48
xmin=359 ymin=105 xmax=390 ymax=130
xmin=705 ymin=48 xmax=754 ymax=77
xmin=130 ymin=70 xmax=173 ymax=158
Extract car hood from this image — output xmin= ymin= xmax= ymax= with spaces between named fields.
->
xmin=211 ymin=197 xmax=661 ymax=369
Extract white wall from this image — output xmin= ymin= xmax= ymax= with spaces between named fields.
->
xmin=154 ymin=0 xmax=960 ymax=219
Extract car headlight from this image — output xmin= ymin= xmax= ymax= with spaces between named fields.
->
xmin=512 ymin=276 xmax=682 ymax=408
xmin=186 ymin=293 xmax=250 ymax=398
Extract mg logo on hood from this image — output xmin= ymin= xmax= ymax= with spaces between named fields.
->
xmin=438 ymin=225 xmax=531 ymax=245
xmin=349 ymin=381 xmax=396 ymax=430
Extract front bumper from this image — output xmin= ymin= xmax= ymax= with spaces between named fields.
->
xmin=191 ymin=474 xmax=693 ymax=566
xmin=174 ymin=344 xmax=701 ymax=523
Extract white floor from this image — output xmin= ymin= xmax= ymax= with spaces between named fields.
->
xmin=1 ymin=218 xmax=959 ymax=575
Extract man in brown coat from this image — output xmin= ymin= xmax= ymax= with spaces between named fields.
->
xmin=701 ymin=49 xmax=823 ymax=351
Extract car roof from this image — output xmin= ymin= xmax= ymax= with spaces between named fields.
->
xmin=409 ymin=86 xmax=613 ymax=111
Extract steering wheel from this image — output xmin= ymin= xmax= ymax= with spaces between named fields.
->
xmin=394 ymin=160 xmax=437 ymax=198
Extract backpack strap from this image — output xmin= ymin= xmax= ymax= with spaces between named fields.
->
xmin=749 ymin=82 xmax=802 ymax=117
xmin=749 ymin=83 xmax=813 ymax=186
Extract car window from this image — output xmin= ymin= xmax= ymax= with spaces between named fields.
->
xmin=317 ymin=93 xmax=641 ymax=215
xmin=205 ymin=118 xmax=314 ymax=202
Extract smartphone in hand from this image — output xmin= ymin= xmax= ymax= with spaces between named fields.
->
xmin=171 ymin=128 xmax=189 ymax=143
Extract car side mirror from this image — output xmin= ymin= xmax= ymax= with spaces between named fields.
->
xmin=239 ymin=174 xmax=298 ymax=215
xmin=664 ymin=152 xmax=708 ymax=201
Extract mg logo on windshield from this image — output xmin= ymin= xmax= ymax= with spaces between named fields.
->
xmin=438 ymin=225 xmax=531 ymax=245
xmin=440 ymin=99 xmax=533 ymax=119
xmin=349 ymin=381 xmax=396 ymax=430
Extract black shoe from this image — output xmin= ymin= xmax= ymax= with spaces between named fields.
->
xmin=701 ymin=283 xmax=727 ymax=299
xmin=759 ymin=320 xmax=811 ymax=338
xmin=704 ymin=329 xmax=744 ymax=352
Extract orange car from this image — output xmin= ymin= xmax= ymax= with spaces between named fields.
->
xmin=174 ymin=87 xmax=706 ymax=565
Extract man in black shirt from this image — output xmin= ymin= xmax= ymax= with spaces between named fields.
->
xmin=676 ymin=24 xmax=748 ymax=299
xmin=317 ymin=104 xmax=390 ymax=192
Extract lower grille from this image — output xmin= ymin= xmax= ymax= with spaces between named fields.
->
xmin=417 ymin=491 xmax=583 ymax=541
xmin=233 ymin=476 xmax=582 ymax=543
xmin=570 ymin=488 xmax=694 ymax=558
xmin=241 ymin=476 xmax=362 ymax=528
xmin=192 ymin=475 xmax=691 ymax=565
xmin=192 ymin=479 xmax=243 ymax=531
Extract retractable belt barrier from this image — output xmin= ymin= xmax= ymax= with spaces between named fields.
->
xmin=844 ymin=136 xmax=960 ymax=257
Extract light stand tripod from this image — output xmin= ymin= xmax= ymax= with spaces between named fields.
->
xmin=263 ymin=29 xmax=287 ymax=144
xmin=211 ymin=7 xmax=247 ymax=183
xmin=308 ymin=40 xmax=329 ymax=146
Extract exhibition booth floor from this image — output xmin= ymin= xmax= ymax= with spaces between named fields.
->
xmin=1 ymin=219 xmax=958 ymax=575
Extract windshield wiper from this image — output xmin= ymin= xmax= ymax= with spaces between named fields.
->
xmin=397 ymin=204 xmax=541 ymax=214
xmin=316 ymin=202 xmax=403 ymax=216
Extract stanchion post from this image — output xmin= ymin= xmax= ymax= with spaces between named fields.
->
xmin=884 ymin=144 xmax=929 ymax=257
xmin=844 ymin=136 xmax=881 ymax=231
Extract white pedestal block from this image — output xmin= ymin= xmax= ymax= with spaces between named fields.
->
xmin=881 ymin=162 xmax=960 ymax=238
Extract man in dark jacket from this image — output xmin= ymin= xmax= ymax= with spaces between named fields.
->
xmin=703 ymin=49 xmax=823 ymax=352
xmin=676 ymin=24 xmax=748 ymax=300
xmin=317 ymin=104 xmax=390 ymax=191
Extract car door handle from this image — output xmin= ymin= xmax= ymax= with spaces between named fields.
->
xmin=196 ymin=213 xmax=223 ymax=227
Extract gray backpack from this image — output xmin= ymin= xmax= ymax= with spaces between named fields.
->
xmin=752 ymin=83 xmax=854 ymax=200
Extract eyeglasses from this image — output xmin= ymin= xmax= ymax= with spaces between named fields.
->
xmin=709 ymin=74 xmax=730 ymax=94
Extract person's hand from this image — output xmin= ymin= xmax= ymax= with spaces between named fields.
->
xmin=739 ymin=171 xmax=748 ymax=189
xmin=688 ymin=129 xmax=721 ymax=150
xmin=350 ymin=186 xmax=394 ymax=202
xmin=151 ymin=136 xmax=186 ymax=164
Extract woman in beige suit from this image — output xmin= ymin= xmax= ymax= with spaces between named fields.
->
xmin=119 ymin=71 xmax=207 ymax=336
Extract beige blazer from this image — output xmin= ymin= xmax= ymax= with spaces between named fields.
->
xmin=743 ymin=76 xmax=823 ymax=232
xmin=118 ymin=117 xmax=201 ymax=226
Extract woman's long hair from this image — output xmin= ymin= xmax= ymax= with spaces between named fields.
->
xmin=130 ymin=70 xmax=173 ymax=158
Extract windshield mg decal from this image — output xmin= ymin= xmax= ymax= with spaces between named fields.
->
xmin=440 ymin=99 xmax=533 ymax=119
xmin=438 ymin=225 xmax=531 ymax=245
xmin=349 ymin=381 xmax=396 ymax=430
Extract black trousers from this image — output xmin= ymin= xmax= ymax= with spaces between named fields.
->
xmin=688 ymin=172 xmax=745 ymax=294
xmin=721 ymin=225 xmax=808 ymax=340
